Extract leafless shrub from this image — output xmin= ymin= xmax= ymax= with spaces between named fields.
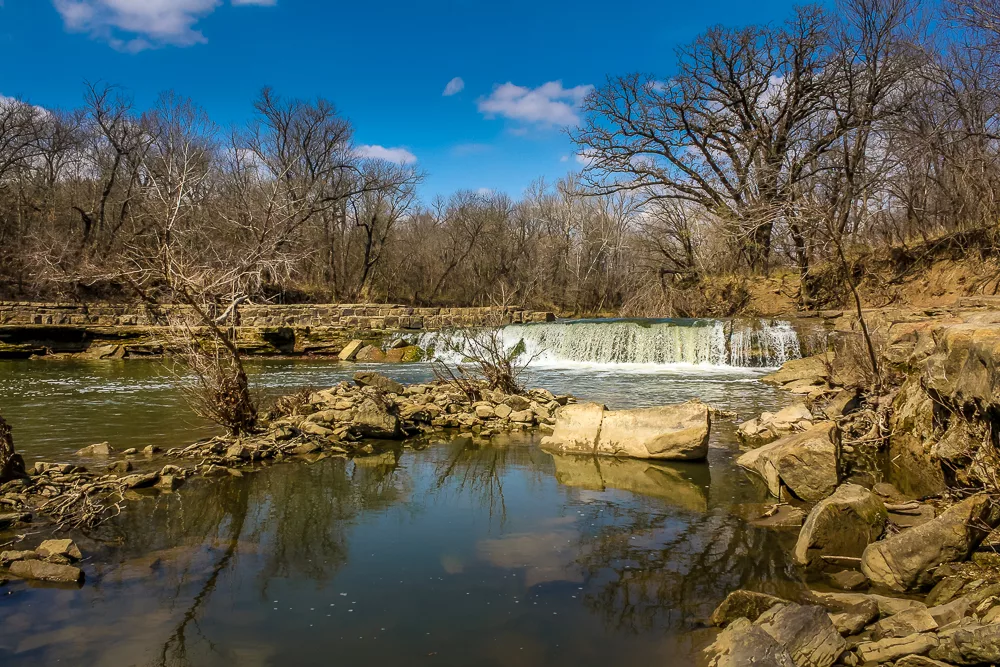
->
xmin=174 ymin=335 xmax=258 ymax=436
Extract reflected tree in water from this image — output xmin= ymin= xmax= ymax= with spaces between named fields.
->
xmin=572 ymin=502 xmax=802 ymax=635
xmin=432 ymin=437 xmax=549 ymax=525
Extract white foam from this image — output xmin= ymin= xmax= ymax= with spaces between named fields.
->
xmin=412 ymin=318 xmax=801 ymax=370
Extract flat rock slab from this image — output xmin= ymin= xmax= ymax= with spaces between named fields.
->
xmin=9 ymin=559 xmax=84 ymax=584
xmin=856 ymin=633 xmax=939 ymax=663
xmin=542 ymin=400 xmax=710 ymax=461
xmin=794 ymin=483 xmax=887 ymax=569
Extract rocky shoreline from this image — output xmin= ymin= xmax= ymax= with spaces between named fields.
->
xmin=0 ymin=371 xmax=576 ymax=585
xmin=702 ymin=304 xmax=1000 ymax=667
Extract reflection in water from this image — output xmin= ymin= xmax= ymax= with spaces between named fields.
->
xmin=546 ymin=452 xmax=710 ymax=513
xmin=0 ymin=360 xmax=799 ymax=666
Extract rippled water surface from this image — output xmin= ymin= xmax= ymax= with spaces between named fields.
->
xmin=0 ymin=359 xmax=804 ymax=666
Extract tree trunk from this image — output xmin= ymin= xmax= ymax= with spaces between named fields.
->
xmin=0 ymin=412 xmax=25 ymax=483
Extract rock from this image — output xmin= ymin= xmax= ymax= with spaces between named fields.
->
xmin=870 ymin=606 xmax=938 ymax=639
xmin=929 ymin=622 xmax=1000 ymax=664
xmin=827 ymin=570 xmax=868 ymax=591
xmin=807 ymin=591 xmax=927 ymax=617
xmin=762 ymin=355 xmax=832 ymax=387
xmin=226 ymin=443 xmax=251 ymax=460
xmin=494 ymin=404 xmax=513 ymax=420
xmin=108 ymin=460 xmax=132 ymax=474
xmin=793 ymin=483 xmax=887 ymax=569
xmin=122 ymin=448 xmax=137 ymax=456
xmin=824 ymin=388 xmax=861 ymax=419
xmin=597 ymin=401 xmax=711 ymax=461
xmin=703 ymin=617 xmax=796 ymax=667
xmin=143 ymin=445 xmax=161 ymax=456
xmin=474 ymin=405 xmax=495 ymax=419
xmin=292 ymin=442 xmax=322 ymax=455
xmin=894 ymin=656 xmax=955 ymax=667
xmin=542 ymin=401 xmax=711 ymax=461
xmin=354 ymin=345 xmax=386 ymax=362
xmin=736 ymin=422 xmax=840 ymax=501
xmin=299 ymin=421 xmax=335 ymax=437
xmin=829 ymin=599 xmax=879 ymax=636
xmin=35 ymin=539 xmax=82 ymax=562
xmin=861 ymin=494 xmax=1000 ymax=592
xmin=156 ymin=475 xmax=182 ymax=491
xmin=509 ymin=409 xmax=534 ymax=423
xmin=887 ymin=377 xmax=947 ymax=498
xmin=9 ymin=559 xmax=84 ymax=584
xmin=338 ymin=339 xmax=364 ymax=361
xmin=541 ymin=402 xmax=605 ymax=450
xmin=737 ymin=404 xmax=814 ymax=447
xmin=710 ymin=590 xmax=788 ymax=626
xmin=120 ymin=472 xmax=159 ymax=489
xmin=353 ymin=372 xmax=404 ymax=395
xmin=752 ymin=505 xmax=807 ymax=529
xmin=926 ymin=576 xmax=967 ymax=607
xmin=383 ymin=345 xmax=423 ymax=362
xmin=0 ymin=550 xmax=37 ymax=566
xmin=352 ymin=396 xmax=401 ymax=438
xmin=503 ymin=395 xmax=531 ymax=411
xmin=855 ymin=633 xmax=939 ymax=663
xmin=755 ymin=603 xmax=846 ymax=667
xmin=929 ymin=596 xmax=972 ymax=627
xmin=76 ymin=442 xmax=113 ymax=457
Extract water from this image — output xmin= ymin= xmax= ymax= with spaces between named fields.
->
xmin=0 ymin=320 xmax=806 ymax=666
xmin=414 ymin=318 xmax=801 ymax=369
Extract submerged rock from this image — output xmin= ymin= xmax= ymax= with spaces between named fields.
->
xmin=793 ymin=483 xmax=887 ymax=569
xmin=736 ymin=422 xmax=840 ymax=501
xmin=76 ymin=442 xmax=113 ymax=457
xmin=861 ymin=494 xmax=1000 ymax=592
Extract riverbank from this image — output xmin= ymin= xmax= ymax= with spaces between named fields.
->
xmin=701 ymin=305 xmax=1000 ymax=666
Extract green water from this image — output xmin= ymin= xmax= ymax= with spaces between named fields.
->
xmin=0 ymin=359 xmax=802 ymax=666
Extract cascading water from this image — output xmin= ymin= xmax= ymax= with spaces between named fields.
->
xmin=412 ymin=318 xmax=801 ymax=369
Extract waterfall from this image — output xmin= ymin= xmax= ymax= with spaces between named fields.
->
xmin=411 ymin=318 xmax=801 ymax=369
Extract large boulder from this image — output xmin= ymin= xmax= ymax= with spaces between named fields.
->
xmin=597 ymin=401 xmax=710 ymax=460
xmin=541 ymin=402 xmax=605 ymax=452
xmin=930 ymin=622 xmax=1000 ymax=664
xmin=703 ymin=617 xmax=796 ymax=667
xmin=737 ymin=403 xmax=813 ymax=447
xmin=861 ymin=494 xmax=1000 ymax=592
xmin=761 ymin=355 xmax=832 ymax=387
xmin=754 ymin=603 xmax=846 ymax=667
xmin=793 ymin=483 xmax=887 ymax=569
xmin=888 ymin=377 xmax=947 ymax=497
xmin=542 ymin=400 xmax=710 ymax=461
xmin=353 ymin=372 xmax=404 ymax=395
xmin=737 ymin=422 xmax=840 ymax=501
xmin=351 ymin=396 xmax=401 ymax=438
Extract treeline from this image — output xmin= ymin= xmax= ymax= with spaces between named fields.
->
xmin=1 ymin=0 xmax=999 ymax=315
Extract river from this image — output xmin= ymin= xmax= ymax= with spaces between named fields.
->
xmin=0 ymin=319 xmax=807 ymax=666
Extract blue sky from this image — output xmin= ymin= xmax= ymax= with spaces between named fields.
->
xmin=0 ymin=0 xmax=816 ymax=200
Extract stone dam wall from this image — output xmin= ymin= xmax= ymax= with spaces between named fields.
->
xmin=0 ymin=302 xmax=555 ymax=359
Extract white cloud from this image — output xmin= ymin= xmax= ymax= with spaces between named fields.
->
xmin=443 ymin=77 xmax=465 ymax=96
xmin=355 ymin=144 xmax=417 ymax=165
xmin=575 ymin=149 xmax=597 ymax=166
xmin=559 ymin=155 xmax=569 ymax=162
xmin=52 ymin=0 xmax=273 ymax=52
xmin=478 ymin=81 xmax=593 ymax=127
